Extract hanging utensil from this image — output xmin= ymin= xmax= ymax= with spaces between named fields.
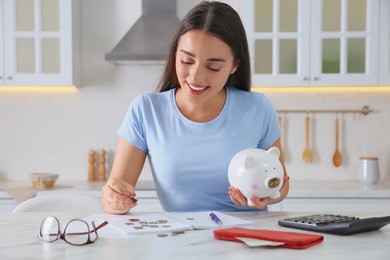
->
xmin=278 ymin=114 xmax=286 ymax=162
xmin=302 ymin=114 xmax=313 ymax=164
xmin=332 ymin=116 xmax=342 ymax=167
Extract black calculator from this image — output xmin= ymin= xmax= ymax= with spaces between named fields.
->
xmin=278 ymin=214 xmax=390 ymax=235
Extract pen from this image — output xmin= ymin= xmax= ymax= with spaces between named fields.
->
xmin=210 ymin=212 xmax=223 ymax=225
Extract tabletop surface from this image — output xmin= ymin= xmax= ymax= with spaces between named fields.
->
xmin=1 ymin=211 xmax=389 ymax=260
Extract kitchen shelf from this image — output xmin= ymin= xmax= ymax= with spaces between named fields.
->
xmin=276 ymin=105 xmax=373 ymax=115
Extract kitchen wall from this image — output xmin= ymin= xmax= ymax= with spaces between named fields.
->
xmin=0 ymin=0 xmax=389 ymax=184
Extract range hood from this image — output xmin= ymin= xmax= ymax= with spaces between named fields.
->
xmin=105 ymin=0 xmax=180 ymax=64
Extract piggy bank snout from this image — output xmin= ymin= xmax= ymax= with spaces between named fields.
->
xmin=267 ymin=177 xmax=281 ymax=188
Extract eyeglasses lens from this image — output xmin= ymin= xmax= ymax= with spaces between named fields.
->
xmin=40 ymin=217 xmax=59 ymax=242
xmin=64 ymin=220 xmax=93 ymax=245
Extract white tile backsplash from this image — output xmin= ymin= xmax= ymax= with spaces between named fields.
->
xmin=0 ymin=0 xmax=389 ymax=184
xmin=267 ymin=92 xmax=390 ymax=182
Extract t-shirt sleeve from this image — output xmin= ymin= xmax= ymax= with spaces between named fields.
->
xmin=117 ymin=95 xmax=148 ymax=152
xmin=257 ymin=95 xmax=281 ymax=149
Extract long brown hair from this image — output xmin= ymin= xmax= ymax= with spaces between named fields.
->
xmin=157 ymin=1 xmax=251 ymax=92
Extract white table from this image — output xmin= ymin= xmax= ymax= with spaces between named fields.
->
xmin=0 ymin=211 xmax=389 ymax=259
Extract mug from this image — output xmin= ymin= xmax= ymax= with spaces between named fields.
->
xmin=358 ymin=157 xmax=380 ymax=185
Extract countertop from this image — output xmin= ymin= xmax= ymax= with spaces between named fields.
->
xmin=1 ymin=179 xmax=390 ymax=199
xmin=286 ymin=180 xmax=390 ymax=198
xmin=0 ymin=180 xmax=157 ymax=199
xmin=0 ymin=211 xmax=389 ymax=259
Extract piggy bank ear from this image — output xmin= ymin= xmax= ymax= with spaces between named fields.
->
xmin=267 ymin=147 xmax=280 ymax=158
xmin=244 ymin=155 xmax=258 ymax=169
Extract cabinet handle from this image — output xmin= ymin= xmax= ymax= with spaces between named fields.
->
xmin=303 ymin=77 xmax=309 ymax=81
xmin=313 ymin=77 xmax=321 ymax=81
xmin=7 ymin=76 xmax=13 ymax=80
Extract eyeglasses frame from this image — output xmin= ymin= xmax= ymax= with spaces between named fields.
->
xmin=38 ymin=216 xmax=108 ymax=246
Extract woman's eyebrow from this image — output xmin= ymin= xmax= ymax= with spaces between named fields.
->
xmin=179 ymin=49 xmax=227 ymax=62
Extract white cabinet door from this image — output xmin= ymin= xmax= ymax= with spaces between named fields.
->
xmin=0 ymin=1 xmax=4 ymax=83
xmin=245 ymin=0 xmax=380 ymax=86
xmin=0 ymin=199 xmax=18 ymax=213
xmin=310 ymin=0 xmax=379 ymax=86
xmin=278 ymin=198 xmax=390 ymax=212
xmin=245 ymin=0 xmax=311 ymax=86
xmin=2 ymin=0 xmax=79 ymax=86
xmin=379 ymin=0 xmax=390 ymax=84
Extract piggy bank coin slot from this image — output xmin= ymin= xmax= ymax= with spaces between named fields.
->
xmin=268 ymin=177 xmax=280 ymax=188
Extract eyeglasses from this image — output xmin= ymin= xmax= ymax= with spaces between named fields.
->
xmin=38 ymin=216 xmax=108 ymax=246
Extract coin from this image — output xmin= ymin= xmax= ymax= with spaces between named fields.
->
xmin=125 ymin=222 xmax=134 ymax=225
xmin=157 ymin=219 xmax=168 ymax=224
xmin=171 ymin=231 xmax=185 ymax=236
xmin=128 ymin=218 xmax=140 ymax=222
xmin=157 ymin=234 xmax=168 ymax=238
xmin=133 ymin=226 xmax=143 ymax=230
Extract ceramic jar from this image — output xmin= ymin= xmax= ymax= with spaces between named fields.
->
xmin=358 ymin=157 xmax=380 ymax=185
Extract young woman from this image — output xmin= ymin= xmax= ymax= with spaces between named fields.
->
xmin=102 ymin=1 xmax=289 ymax=214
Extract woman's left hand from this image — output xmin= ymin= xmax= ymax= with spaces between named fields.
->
xmin=228 ymin=186 xmax=270 ymax=208
xmin=228 ymin=175 xmax=290 ymax=208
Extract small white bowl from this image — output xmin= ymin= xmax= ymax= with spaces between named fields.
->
xmin=29 ymin=173 xmax=59 ymax=189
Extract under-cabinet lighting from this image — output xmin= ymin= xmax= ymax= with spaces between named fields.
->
xmin=251 ymin=86 xmax=390 ymax=93
xmin=0 ymin=86 xmax=78 ymax=94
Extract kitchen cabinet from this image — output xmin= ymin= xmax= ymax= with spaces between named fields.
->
xmin=379 ymin=0 xmax=390 ymax=84
xmin=0 ymin=181 xmax=163 ymax=213
xmin=0 ymin=194 xmax=162 ymax=213
xmin=268 ymin=180 xmax=390 ymax=212
xmin=269 ymin=198 xmax=390 ymax=212
xmin=0 ymin=0 xmax=80 ymax=86
xmin=243 ymin=0 xmax=384 ymax=86
xmin=2 ymin=180 xmax=389 ymax=213
xmin=0 ymin=198 xmax=19 ymax=212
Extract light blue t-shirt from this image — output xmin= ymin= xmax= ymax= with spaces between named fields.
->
xmin=117 ymin=86 xmax=281 ymax=212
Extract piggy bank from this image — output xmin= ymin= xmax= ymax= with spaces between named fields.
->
xmin=228 ymin=147 xmax=284 ymax=206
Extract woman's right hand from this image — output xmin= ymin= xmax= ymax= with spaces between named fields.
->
xmin=102 ymin=177 xmax=138 ymax=214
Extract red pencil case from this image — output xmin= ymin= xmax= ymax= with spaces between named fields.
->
xmin=213 ymin=227 xmax=324 ymax=249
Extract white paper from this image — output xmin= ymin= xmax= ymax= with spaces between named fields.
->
xmin=164 ymin=211 xmax=254 ymax=230
xmin=83 ymin=211 xmax=254 ymax=236
xmin=236 ymin=237 xmax=285 ymax=247
xmin=89 ymin=213 xmax=193 ymax=235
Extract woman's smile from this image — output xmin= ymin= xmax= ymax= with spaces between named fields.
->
xmin=186 ymin=81 xmax=208 ymax=94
